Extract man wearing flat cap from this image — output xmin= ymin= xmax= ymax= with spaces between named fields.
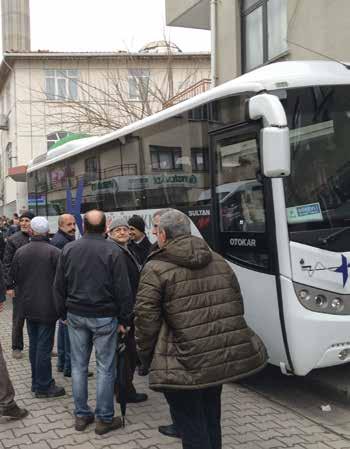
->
xmin=128 ymin=215 xmax=151 ymax=266
xmin=109 ymin=217 xmax=148 ymax=404
xmin=3 ymin=210 xmax=35 ymax=359
xmin=11 ymin=217 xmax=65 ymax=398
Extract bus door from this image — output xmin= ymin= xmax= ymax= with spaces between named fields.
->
xmin=210 ymin=123 xmax=293 ymax=373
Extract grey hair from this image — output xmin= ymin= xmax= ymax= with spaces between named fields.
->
xmin=152 ymin=208 xmax=173 ymax=219
xmin=159 ymin=209 xmax=191 ymax=241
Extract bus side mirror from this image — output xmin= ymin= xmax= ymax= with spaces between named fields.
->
xmin=261 ymin=127 xmax=290 ymax=177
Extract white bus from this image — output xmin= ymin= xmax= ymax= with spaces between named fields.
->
xmin=27 ymin=60 xmax=350 ymax=376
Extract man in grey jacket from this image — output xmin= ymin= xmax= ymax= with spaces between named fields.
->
xmin=54 ymin=210 xmax=133 ymax=435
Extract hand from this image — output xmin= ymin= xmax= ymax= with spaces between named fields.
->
xmin=117 ymin=324 xmax=127 ymax=334
xmin=0 ymin=302 xmax=4 ymax=313
xmin=6 ymin=289 xmax=15 ymax=299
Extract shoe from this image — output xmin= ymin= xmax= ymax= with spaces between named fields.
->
xmin=12 ymin=350 xmax=23 ymax=360
xmin=1 ymin=404 xmax=28 ymax=420
xmin=64 ymin=371 xmax=93 ymax=378
xmin=137 ymin=366 xmax=149 ymax=376
xmin=35 ymin=384 xmax=65 ymax=398
xmin=95 ymin=416 xmax=123 ymax=435
xmin=158 ymin=424 xmax=181 ymax=439
xmin=127 ymin=392 xmax=148 ymax=403
xmin=75 ymin=415 xmax=94 ymax=431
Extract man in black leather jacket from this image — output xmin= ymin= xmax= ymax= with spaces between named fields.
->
xmin=54 ymin=210 xmax=133 ymax=435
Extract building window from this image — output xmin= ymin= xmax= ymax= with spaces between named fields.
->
xmin=6 ymin=142 xmax=13 ymax=169
xmin=128 ymin=69 xmax=150 ymax=100
xmin=84 ymin=156 xmax=99 ymax=182
xmin=47 ymin=131 xmax=72 ymax=150
xmin=242 ymin=0 xmax=287 ymax=72
xmin=150 ymin=146 xmax=182 ymax=171
xmin=45 ymin=69 xmax=79 ymax=101
xmin=191 ymin=148 xmax=209 ymax=171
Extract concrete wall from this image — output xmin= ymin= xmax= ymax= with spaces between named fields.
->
xmin=166 ymin=0 xmax=210 ymax=29
xmin=216 ymin=1 xmax=241 ymax=83
xmin=287 ymin=0 xmax=350 ymax=61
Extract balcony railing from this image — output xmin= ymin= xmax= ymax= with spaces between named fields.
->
xmin=163 ymin=78 xmax=211 ymax=108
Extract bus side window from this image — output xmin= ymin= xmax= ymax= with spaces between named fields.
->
xmin=215 ymin=134 xmax=269 ymax=269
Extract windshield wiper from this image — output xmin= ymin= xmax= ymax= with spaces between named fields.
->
xmin=318 ymin=227 xmax=350 ymax=246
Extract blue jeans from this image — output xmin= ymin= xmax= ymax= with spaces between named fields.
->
xmin=26 ymin=321 xmax=56 ymax=393
xmin=57 ymin=321 xmax=71 ymax=373
xmin=67 ymin=313 xmax=118 ymax=422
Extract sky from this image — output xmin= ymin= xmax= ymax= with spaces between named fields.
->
xmin=10 ymin=0 xmax=210 ymax=54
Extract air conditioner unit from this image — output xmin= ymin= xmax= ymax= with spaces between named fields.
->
xmin=0 ymin=114 xmax=9 ymax=130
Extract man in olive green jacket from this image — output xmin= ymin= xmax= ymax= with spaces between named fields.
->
xmin=135 ymin=209 xmax=267 ymax=449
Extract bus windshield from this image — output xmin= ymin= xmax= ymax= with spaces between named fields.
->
xmin=282 ymin=85 xmax=350 ymax=251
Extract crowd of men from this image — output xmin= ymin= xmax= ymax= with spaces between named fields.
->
xmin=0 ymin=208 xmax=267 ymax=449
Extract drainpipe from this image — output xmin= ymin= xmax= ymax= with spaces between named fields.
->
xmin=210 ymin=0 xmax=218 ymax=87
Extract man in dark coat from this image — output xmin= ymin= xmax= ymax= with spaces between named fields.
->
xmin=135 ymin=209 xmax=267 ymax=449
xmin=11 ymin=217 xmax=65 ymax=398
xmin=128 ymin=215 xmax=151 ymax=265
xmin=51 ymin=213 xmax=76 ymax=249
xmin=51 ymin=213 xmax=76 ymax=377
xmin=0 ymin=260 xmax=28 ymax=420
xmin=6 ymin=214 xmax=20 ymax=237
xmin=54 ymin=210 xmax=133 ymax=435
xmin=109 ymin=217 xmax=147 ymax=404
xmin=3 ymin=210 xmax=34 ymax=359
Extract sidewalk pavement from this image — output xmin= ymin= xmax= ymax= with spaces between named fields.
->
xmin=1 ymin=300 xmax=350 ymax=449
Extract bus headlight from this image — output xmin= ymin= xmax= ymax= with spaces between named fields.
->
xmin=298 ymin=289 xmax=311 ymax=302
xmin=331 ymin=297 xmax=344 ymax=312
xmin=294 ymin=282 xmax=349 ymax=315
xmin=315 ymin=295 xmax=328 ymax=309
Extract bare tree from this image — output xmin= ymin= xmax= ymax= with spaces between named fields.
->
xmin=34 ymin=45 xmax=210 ymax=136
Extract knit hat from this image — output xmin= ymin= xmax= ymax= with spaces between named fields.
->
xmin=128 ymin=215 xmax=145 ymax=233
xmin=19 ymin=210 xmax=35 ymax=220
xmin=109 ymin=216 xmax=129 ymax=232
xmin=31 ymin=216 xmax=49 ymax=234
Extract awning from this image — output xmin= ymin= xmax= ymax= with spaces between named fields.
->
xmin=8 ymin=165 xmax=27 ymax=182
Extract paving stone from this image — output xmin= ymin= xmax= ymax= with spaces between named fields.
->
xmin=327 ymin=442 xmax=350 ymax=449
xmin=2 ymin=300 xmax=350 ymax=449
xmin=1 ymin=436 xmax=31 ymax=448
xmin=19 ymin=443 xmax=50 ymax=449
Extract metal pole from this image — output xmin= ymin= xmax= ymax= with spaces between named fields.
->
xmin=210 ymin=0 xmax=218 ymax=87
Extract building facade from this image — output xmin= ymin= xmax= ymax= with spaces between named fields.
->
xmin=166 ymin=0 xmax=350 ymax=84
xmin=0 ymin=50 xmax=210 ymax=214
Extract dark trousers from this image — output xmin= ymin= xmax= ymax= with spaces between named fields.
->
xmin=12 ymin=296 xmax=25 ymax=351
xmin=115 ymin=325 xmax=137 ymax=400
xmin=0 ymin=341 xmax=16 ymax=412
xmin=26 ymin=320 xmax=55 ymax=393
xmin=164 ymin=385 xmax=222 ymax=449
xmin=57 ymin=321 xmax=71 ymax=373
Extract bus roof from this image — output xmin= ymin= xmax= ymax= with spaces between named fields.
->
xmin=27 ymin=60 xmax=350 ymax=173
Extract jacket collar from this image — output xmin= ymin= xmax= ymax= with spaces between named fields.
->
xmin=83 ymin=233 xmax=106 ymax=240
xmin=58 ymin=228 xmax=75 ymax=241
xmin=30 ymin=235 xmax=50 ymax=243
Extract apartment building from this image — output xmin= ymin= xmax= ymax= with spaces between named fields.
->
xmin=166 ymin=0 xmax=350 ymax=84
